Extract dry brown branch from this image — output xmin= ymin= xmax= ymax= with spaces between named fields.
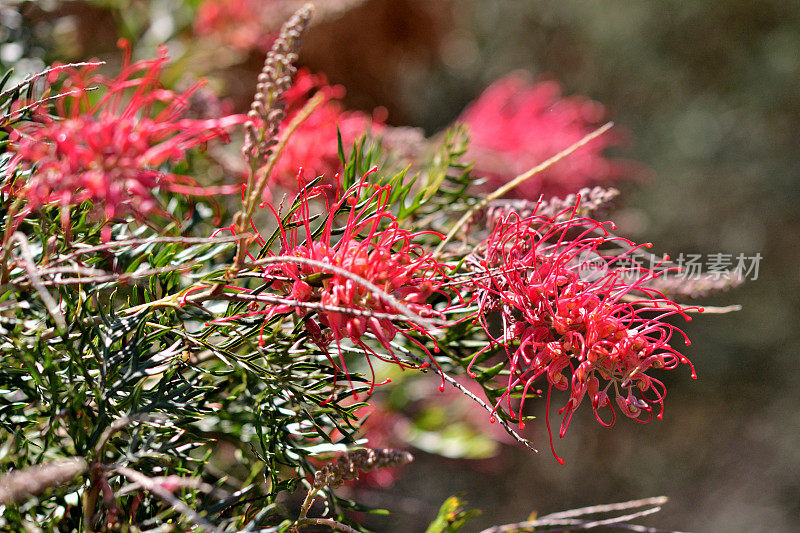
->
xmin=113 ymin=466 xmax=224 ymax=533
xmin=478 ymin=496 xmax=685 ymax=533
xmin=8 ymin=232 xmax=66 ymax=329
xmin=0 ymin=458 xmax=88 ymax=505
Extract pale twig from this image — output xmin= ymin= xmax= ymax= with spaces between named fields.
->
xmin=243 ymin=255 xmax=445 ymax=333
xmin=0 ymin=61 xmax=103 ymax=101
xmin=540 ymin=496 xmax=668 ymax=520
xmin=292 ymin=517 xmax=360 ymax=533
xmin=478 ymin=501 xmax=677 ymax=533
xmin=0 ymin=458 xmax=88 ymax=505
xmin=502 ymin=506 xmax=664 ymax=532
xmin=52 ymin=235 xmax=240 ymax=265
xmin=389 ymin=340 xmax=537 ymax=453
xmin=8 ymin=232 xmax=66 ymax=329
xmin=2 ymin=87 xmax=94 ymax=124
xmin=433 ymin=122 xmax=614 ymax=258
xmin=618 ymin=294 xmax=740 ymax=314
xmin=113 ymin=466 xmax=224 ymax=533
xmin=218 ymin=292 xmax=429 ymax=323
xmin=688 ymin=304 xmax=741 ymax=313
xmin=29 ymin=262 xmax=204 ymax=286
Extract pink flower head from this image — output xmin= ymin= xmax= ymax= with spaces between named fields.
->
xmin=459 ymin=72 xmax=633 ymax=199
xmin=5 ymin=40 xmax=245 ymax=238
xmin=214 ymin=167 xmax=445 ymax=397
xmin=467 ymin=200 xmax=699 ymax=463
xmin=269 ymin=69 xmax=386 ymax=192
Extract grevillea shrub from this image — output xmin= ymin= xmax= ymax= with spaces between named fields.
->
xmin=0 ymin=4 xmax=738 ymax=532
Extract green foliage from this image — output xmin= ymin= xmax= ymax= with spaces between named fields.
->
xmin=424 ymin=495 xmax=481 ymax=533
xmin=0 ymin=4 xmax=718 ymax=532
xmin=0 ymin=123 xmax=489 ymax=530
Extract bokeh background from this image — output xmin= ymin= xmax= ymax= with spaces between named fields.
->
xmin=3 ymin=1 xmax=799 ymax=531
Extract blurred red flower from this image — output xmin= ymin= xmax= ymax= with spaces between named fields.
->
xmin=194 ymin=0 xmax=272 ymax=51
xmin=269 ymin=69 xmax=386 ymax=191
xmin=459 ymin=72 xmax=634 ymax=199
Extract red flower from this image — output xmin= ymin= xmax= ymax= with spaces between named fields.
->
xmin=269 ymin=70 xmax=385 ymax=192
xmin=194 ymin=0 xmax=272 ymax=51
xmin=213 ymin=168 xmax=445 ymax=396
xmin=459 ymin=72 xmax=633 ymax=199
xmin=467 ymin=201 xmax=699 ymax=462
xmin=5 ymin=40 xmax=245 ymax=238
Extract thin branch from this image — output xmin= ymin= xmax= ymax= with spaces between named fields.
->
xmin=51 ymin=235 xmax=240 ymax=265
xmin=29 ymin=262 xmax=203 ymax=286
xmin=2 ymin=87 xmax=94 ymax=124
xmin=293 ymin=517 xmax=360 ymax=533
xmin=540 ymin=496 xmax=669 ymax=520
xmin=478 ymin=504 xmax=671 ymax=533
xmin=0 ymin=61 xmax=103 ymax=101
xmin=0 ymin=458 xmax=88 ymax=505
xmin=8 ymin=232 xmax=66 ymax=329
xmin=113 ymin=466 xmax=224 ymax=533
xmin=433 ymin=122 xmax=614 ymax=258
xmin=389 ymin=340 xmax=537 ymax=453
xmin=243 ymin=255 xmax=445 ymax=334
xmin=218 ymin=292 xmax=430 ymax=323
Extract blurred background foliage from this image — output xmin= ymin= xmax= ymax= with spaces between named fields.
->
xmin=2 ymin=0 xmax=798 ymax=531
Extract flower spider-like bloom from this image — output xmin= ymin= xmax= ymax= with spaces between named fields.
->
xmin=216 ymin=167 xmax=446 ymax=396
xmin=467 ymin=200 xmax=699 ymax=463
xmin=4 ymin=40 xmax=245 ymax=239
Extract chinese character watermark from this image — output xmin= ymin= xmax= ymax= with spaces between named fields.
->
xmin=575 ymin=251 xmax=762 ymax=281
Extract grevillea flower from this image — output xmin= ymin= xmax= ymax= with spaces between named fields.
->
xmin=4 ymin=40 xmax=245 ymax=238
xmin=213 ymin=168 xmax=444 ymax=396
xmin=269 ymin=69 xmax=386 ymax=191
xmin=458 ymin=72 xmax=633 ymax=199
xmin=467 ymin=201 xmax=699 ymax=462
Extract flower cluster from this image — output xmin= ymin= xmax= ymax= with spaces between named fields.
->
xmin=217 ymin=168 xmax=444 ymax=395
xmin=467 ymin=202 xmax=698 ymax=462
xmin=268 ymin=69 xmax=385 ymax=191
xmin=4 ymin=40 xmax=244 ymax=238
xmin=459 ymin=73 xmax=632 ymax=199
